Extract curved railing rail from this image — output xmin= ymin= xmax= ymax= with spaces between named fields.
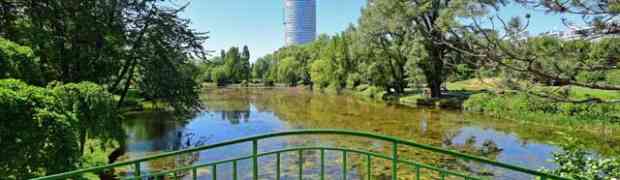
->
xmin=32 ymin=129 xmax=570 ymax=180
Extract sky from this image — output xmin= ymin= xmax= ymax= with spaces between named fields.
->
xmin=179 ymin=1 xmax=583 ymax=62
xmin=180 ymin=0 xmax=366 ymax=62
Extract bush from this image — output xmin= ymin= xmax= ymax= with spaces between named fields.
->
xmin=0 ymin=38 xmax=43 ymax=85
xmin=543 ymin=139 xmax=620 ymax=179
xmin=0 ymin=79 xmax=79 ymax=178
xmin=0 ymin=79 xmax=122 ymax=178
xmin=464 ymin=92 xmax=620 ymax=123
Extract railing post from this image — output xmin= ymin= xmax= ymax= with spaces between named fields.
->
xmin=213 ymin=164 xmax=217 ymax=180
xmin=299 ymin=150 xmax=304 ymax=180
xmin=134 ymin=162 xmax=141 ymax=180
xmin=343 ymin=151 xmax=348 ymax=180
xmin=415 ymin=165 xmax=420 ymax=180
xmin=192 ymin=167 xmax=197 ymax=180
xmin=252 ymin=139 xmax=258 ymax=180
xmin=276 ymin=152 xmax=281 ymax=180
xmin=320 ymin=149 xmax=325 ymax=180
xmin=367 ymin=154 xmax=372 ymax=180
xmin=233 ymin=160 xmax=238 ymax=180
xmin=392 ymin=141 xmax=398 ymax=180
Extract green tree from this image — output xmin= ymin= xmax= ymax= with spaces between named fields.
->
xmin=359 ymin=0 xmax=502 ymax=96
xmin=241 ymin=45 xmax=251 ymax=82
xmin=51 ymin=82 xmax=124 ymax=155
xmin=307 ymin=34 xmax=355 ymax=90
xmin=358 ymin=0 xmax=413 ymax=94
xmin=457 ymin=0 xmax=620 ymax=103
xmin=0 ymin=1 xmax=207 ymax=113
xmin=0 ymin=79 xmax=122 ymax=178
xmin=0 ymin=37 xmax=43 ymax=85
xmin=252 ymin=54 xmax=274 ymax=82
xmin=211 ymin=66 xmax=229 ymax=86
xmin=277 ymin=57 xmax=302 ymax=86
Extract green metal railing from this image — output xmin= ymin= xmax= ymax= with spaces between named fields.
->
xmin=32 ymin=129 xmax=570 ymax=180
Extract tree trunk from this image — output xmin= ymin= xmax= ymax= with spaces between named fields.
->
xmin=79 ymin=129 xmax=87 ymax=155
xmin=116 ymin=60 xmax=137 ymax=108
xmin=428 ymin=78 xmax=442 ymax=98
xmin=426 ymin=42 xmax=444 ymax=98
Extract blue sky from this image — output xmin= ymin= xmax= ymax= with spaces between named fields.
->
xmin=180 ymin=0 xmax=366 ymax=62
xmin=179 ymin=1 xmax=581 ymax=62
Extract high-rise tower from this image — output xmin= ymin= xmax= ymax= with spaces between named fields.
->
xmin=284 ymin=0 xmax=316 ymax=45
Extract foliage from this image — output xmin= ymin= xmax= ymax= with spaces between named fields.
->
xmin=0 ymin=79 xmax=123 ymax=178
xmin=543 ymin=139 xmax=620 ymax=179
xmin=608 ymin=70 xmax=620 ymax=85
xmin=251 ymin=54 xmax=274 ymax=83
xmin=0 ymin=37 xmax=42 ymax=85
xmin=51 ymin=81 xmax=125 ymax=153
xmin=199 ymin=46 xmax=252 ymax=86
xmin=276 ymin=57 xmax=302 ymax=86
xmin=0 ymin=0 xmax=207 ymax=114
xmin=357 ymin=0 xmax=414 ymax=94
xmin=254 ymin=0 xmax=504 ymax=97
xmin=138 ymin=59 xmax=201 ymax=115
xmin=463 ymin=92 xmax=620 ymax=123
xmin=0 ymin=79 xmax=78 ymax=178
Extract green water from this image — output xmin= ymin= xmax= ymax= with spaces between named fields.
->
xmin=120 ymin=88 xmax=619 ymax=179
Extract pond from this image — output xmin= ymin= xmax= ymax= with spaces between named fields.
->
xmin=119 ymin=88 xmax=620 ymax=179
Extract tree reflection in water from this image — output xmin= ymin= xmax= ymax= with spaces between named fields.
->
xmin=117 ymin=88 xmax=619 ymax=179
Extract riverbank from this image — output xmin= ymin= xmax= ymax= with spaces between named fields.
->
xmin=403 ymin=79 xmax=619 ymax=125
xmin=207 ymin=79 xmax=620 ymax=126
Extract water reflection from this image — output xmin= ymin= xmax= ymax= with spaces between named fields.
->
xmin=120 ymin=88 xmax=620 ymax=179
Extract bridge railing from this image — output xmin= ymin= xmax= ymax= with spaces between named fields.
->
xmin=32 ymin=129 xmax=570 ymax=180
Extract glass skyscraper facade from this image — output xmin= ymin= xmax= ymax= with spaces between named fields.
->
xmin=284 ymin=0 xmax=316 ymax=45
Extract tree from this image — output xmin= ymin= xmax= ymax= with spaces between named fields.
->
xmin=452 ymin=0 xmax=620 ymax=103
xmin=51 ymin=82 xmax=125 ymax=155
xmin=307 ymin=34 xmax=355 ymax=90
xmin=252 ymin=54 xmax=274 ymax=82
xmin=0 ymin=37 xmax=43 ymax=85
xmin=358 ymin=0 xmax=414 ymax=94
xmin=113 ymin=2 xmax=207 ymax=113
xmin=0 ymin=79 xmax=122 ymax=178
xmin=359 ymin=0 xmax=504 ymax=96
xmin=224 ymin=47 xmax=242 ymax=83
xmin=0 ymin=0 xmax=207 ymax=113
xmin=277 ymin=57 xmax=302 ymax=86
xmin=241 ymin=45 xmax=251 ymax=82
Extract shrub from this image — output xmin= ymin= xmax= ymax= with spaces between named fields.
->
xmin=0 ymin=79 xmax=79 ymax=178
xmin=464 ymin=92 xmax=620 ymax=123
xmin=0 ymin=79 xmax=122 ymax=178
xmin=0 ymin=38 xmax=43 ymax=85
xmin=543 ymin=140 xmax=620 ymax=179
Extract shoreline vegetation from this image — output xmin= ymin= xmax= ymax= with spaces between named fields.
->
xmin=201 ymin=79 xmax=620 ymax=127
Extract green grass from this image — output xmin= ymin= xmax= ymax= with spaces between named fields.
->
xmin=446 ymin=78 xmax=503 ymax=91
xmin=568 ymin=86 xmax=620 ymax=100
xmin=399 ymin=94 xmax=425 ymax=105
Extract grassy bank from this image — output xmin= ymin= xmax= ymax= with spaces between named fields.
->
xmin=399 ymin=78 xmax=620 ymax=124
xmin=116 ymin=89 xmax=173 ymax=112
